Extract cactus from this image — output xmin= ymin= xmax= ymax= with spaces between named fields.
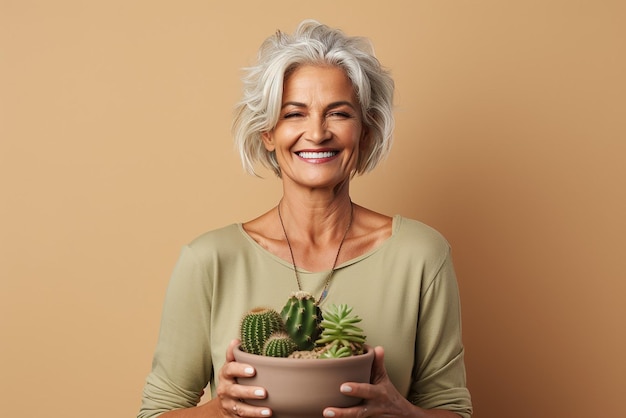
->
xmin=240 ymin=307 xmax=285 ymax=355
xmin=316 ymin=304 xmax=366 ymax=356
xmin=263 ymin=332 xmax=299 ymax=358
xmin=238 ymin=296 xmax=368 ymax=360
xmin=280 ymin=291 xmax=322 ymax=351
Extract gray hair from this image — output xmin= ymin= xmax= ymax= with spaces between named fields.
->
xmin=233 ymin=19 xmax=395 ymax=177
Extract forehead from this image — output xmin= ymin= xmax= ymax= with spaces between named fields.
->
xmin=282 ymin=65 xmax=357 ymax=103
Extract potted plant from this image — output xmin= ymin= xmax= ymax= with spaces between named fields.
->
xmin=233 ymin=291 xmax=374 ymax=418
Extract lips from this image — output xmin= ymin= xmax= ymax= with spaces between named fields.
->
xmin=296 ymin=151 xmax=338 ymax=159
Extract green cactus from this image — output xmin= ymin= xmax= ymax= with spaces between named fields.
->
xmin=240 ymin=307 xmax=285 ymax=355
xmin=280 ymin=291 xmax=322 ymax=351
xmin=316 ymin=304 xmax=366 ymax=357
xmin=262 ymin=332 xmax=299 ymax=358
xmin=239 ymin=296 xmax=367 ymax=359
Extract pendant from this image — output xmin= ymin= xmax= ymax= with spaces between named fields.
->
xmin=319 ymin=288 xmax=329 ymax=304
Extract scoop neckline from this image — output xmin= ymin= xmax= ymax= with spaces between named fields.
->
xmin=237 ymin=214 xmax=403 ymax=274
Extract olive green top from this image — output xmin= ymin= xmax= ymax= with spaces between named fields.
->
xmin=138 ymin=216 xmax=472 ymax=418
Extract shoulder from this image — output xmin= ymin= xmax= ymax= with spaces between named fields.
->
xmin=392 ymin=215 xmax=451 ymax=261
xmin=395 ymin=216 xmax=449 ymax=245
xmin=185 ymin=223 xmax=248 ymax=258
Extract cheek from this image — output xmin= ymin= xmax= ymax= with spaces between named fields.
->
xmin=346 ymin=126 xmax=365 ymax=149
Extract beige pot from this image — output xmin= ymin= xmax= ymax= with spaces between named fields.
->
xmin=233 ymin=345 xmax=374 ymax=418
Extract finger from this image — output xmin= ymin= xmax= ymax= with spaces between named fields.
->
xmin=220 ymin=358 xmax=256 ymax=381
xmin=370 ymin=346 xmax=388 ymax=384
xmin=337 ymin=346 xmax=387 ymax=400
xmin=323 ymin=405 xmax=371 ymax=418
xmin=230 ymin=399 xmax=272 ymax=417
xmin=339 ymin=382 xmax=378 ymax=401
xmin=228 ymin=385 xmax=268 ymax=402
xmin=217 ymin=364 xmax=266 ymax=410
xmin=226 ymin=339 xmax=241 ymax=362
xmin=230 ymin=400 xmax=243 ymax=417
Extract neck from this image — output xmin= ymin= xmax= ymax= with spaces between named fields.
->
xmin=278 ymin=194 xmax=354 ymax=245
xmin=279 ymin=176 xmax=352 ymax=235
xmin=277 ymin=196 xmax=354 ymax=304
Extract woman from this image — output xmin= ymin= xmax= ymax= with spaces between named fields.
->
xmin=138 ymin=20 xmax=472 ymax=418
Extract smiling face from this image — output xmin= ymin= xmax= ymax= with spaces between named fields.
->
xmin=262 ymin=65 xmax=367 ymax=193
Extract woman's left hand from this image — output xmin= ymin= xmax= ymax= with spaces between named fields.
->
xmin=322 ymin=346 xmax=416 ymax=418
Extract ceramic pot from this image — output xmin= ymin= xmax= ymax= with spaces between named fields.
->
xmin=233 ymin=345 xmax=374 ymax=418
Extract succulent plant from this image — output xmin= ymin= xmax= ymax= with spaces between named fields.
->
xmin=319 ymin=344 xmax=352 ymax=359
xmin=240 ymin=307 xmax=285 ymax=355
xmin=280 ymin=291 xmax=322 ymax=351
xmin=262 ymin=331 xmax=299 ymax=358
xmin=238 ymin=294 xmax=367 ymax=359
xmin=316 ymin=304 xmax=366 ymax=356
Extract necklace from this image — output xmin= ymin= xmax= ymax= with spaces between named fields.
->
xmin=277 ymin=200 xmax=354 ymax=305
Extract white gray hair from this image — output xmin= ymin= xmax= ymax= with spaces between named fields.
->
xmin=233 ymin=19 xmax=395 ymax=177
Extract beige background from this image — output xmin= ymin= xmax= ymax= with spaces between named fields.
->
xmin=1 ymin=1 xmax=625 ymax=417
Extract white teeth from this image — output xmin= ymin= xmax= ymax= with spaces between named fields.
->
xmin=297 ymin=151 xmax=337 ymax=159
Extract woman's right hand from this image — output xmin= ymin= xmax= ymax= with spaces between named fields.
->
xmin=216 ymin=339 xmax=272 ymax=417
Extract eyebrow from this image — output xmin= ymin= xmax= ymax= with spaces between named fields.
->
xmin=281 ymin=101 xmax=358 ymax=111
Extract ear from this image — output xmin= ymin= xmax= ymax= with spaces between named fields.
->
xmin=261 ymin=131 xmax=275 ymax=152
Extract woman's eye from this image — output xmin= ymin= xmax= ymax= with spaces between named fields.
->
xmin=283 ymin=112 xmax=303 ymax=119
xmin=329 ymin=111 xmax=351 ymax=118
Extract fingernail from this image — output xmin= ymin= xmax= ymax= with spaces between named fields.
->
xmin=254 ymin=389 xmax=265 ymax=397
xmin=340 ymin=385 xmax=352 ymax=393
xmin=261 ymin=409 xmax=271 ymax=416
xmin=324 ymin=411 xmax=336 ymax=417
xmin=244 ymin=367 xmax=254 ymax=375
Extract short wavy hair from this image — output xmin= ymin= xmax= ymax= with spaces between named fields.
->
xmin=233 ymin=20 xmax=395 ymax=177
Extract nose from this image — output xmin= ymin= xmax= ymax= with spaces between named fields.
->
xmin=304 ymin=114 xmax=330 ymax=143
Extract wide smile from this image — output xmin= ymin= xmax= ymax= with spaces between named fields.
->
xmin=296 ymin=151 xmax=339 ymax=160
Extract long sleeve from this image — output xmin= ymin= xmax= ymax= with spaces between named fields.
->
xmin=408 ymin=249 xmax=472 ymax=418
xmin=138 ymin=245 xmax=213 ymax=418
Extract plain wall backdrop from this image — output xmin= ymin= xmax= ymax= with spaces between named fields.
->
xmin=1 ymin=1 xmax=625 ymax=417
